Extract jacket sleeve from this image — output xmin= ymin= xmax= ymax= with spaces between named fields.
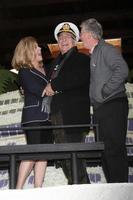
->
xmin=102 ymin=45 xmax=129 ymax=97
xmin=19 ymin=69 xmax=47 ymax=97
xmin=51 ymin=54 xmax=90 ymax=92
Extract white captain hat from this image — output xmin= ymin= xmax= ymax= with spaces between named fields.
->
xmin=54 ymin=22 xmax=79 ymax=42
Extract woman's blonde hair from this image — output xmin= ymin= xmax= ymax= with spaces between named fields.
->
xmin=12 ymin=36 xmax=38 ymax=70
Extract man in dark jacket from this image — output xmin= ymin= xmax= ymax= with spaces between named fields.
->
xmin=44 ymin=22 xmax=90 ymax=184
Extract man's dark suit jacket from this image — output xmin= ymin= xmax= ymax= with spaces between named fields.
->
xmin=50 ymin=47 xmax=91 ymax=126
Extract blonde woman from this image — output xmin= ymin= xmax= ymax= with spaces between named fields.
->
xmin=12 ymin=36 xmax=54 ymax=189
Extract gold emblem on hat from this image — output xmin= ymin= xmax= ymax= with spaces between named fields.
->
xmin=62 ymin=23 xmax=71 ymax=31
xmin=58 ymin=22 xmax=76 ymax=39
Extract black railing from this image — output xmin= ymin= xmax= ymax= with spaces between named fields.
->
xmin=0 ymin=142 xmax=104 ymax=189
xmin=0 ymin=123 xmax=99 ymax=141
xmin=0 ymin=124 xmax=132 ymax=189
xmin=0 ymin=123 xmax=103 ymax=189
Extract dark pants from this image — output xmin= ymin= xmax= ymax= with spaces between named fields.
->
xmin=51 ymin=111 xmax=90 ymax=184
xmin=93 ymin=97 xmax=129 ymax=183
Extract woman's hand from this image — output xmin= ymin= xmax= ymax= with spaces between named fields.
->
xmin=42 ymin=83 xmax=55 ymax=97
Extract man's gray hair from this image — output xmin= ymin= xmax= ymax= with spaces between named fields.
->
xmin=80 ymin=18 xmax=103 ymax=40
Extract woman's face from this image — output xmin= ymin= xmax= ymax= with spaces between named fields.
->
xmin=32 ymin=43 xmax=43 ymax=64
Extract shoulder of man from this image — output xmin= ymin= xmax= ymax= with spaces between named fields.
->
xmin=76 ymin=50 xmax=90 ymax=61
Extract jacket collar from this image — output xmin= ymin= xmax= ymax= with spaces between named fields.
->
xmin=93 ymin=39 xmax=105 ymax=53
xmin=30 ymin=67 xmax=47 ymax=80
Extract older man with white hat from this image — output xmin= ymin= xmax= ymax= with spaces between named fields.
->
xmin=44 ymin=22 xmax=91 ymax=184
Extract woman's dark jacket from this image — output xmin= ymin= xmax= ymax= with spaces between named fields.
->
xmin=19 ymin=67 xmax=49 ymax=124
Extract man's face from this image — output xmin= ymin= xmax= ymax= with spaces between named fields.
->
xmin=80 ymin=27 xmax=92 ymax=50
xmin=57 ymin=32 xmax=76 ymax=54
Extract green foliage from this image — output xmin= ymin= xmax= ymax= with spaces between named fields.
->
xmin=0 ymin=69 xmax=19 ymax=94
